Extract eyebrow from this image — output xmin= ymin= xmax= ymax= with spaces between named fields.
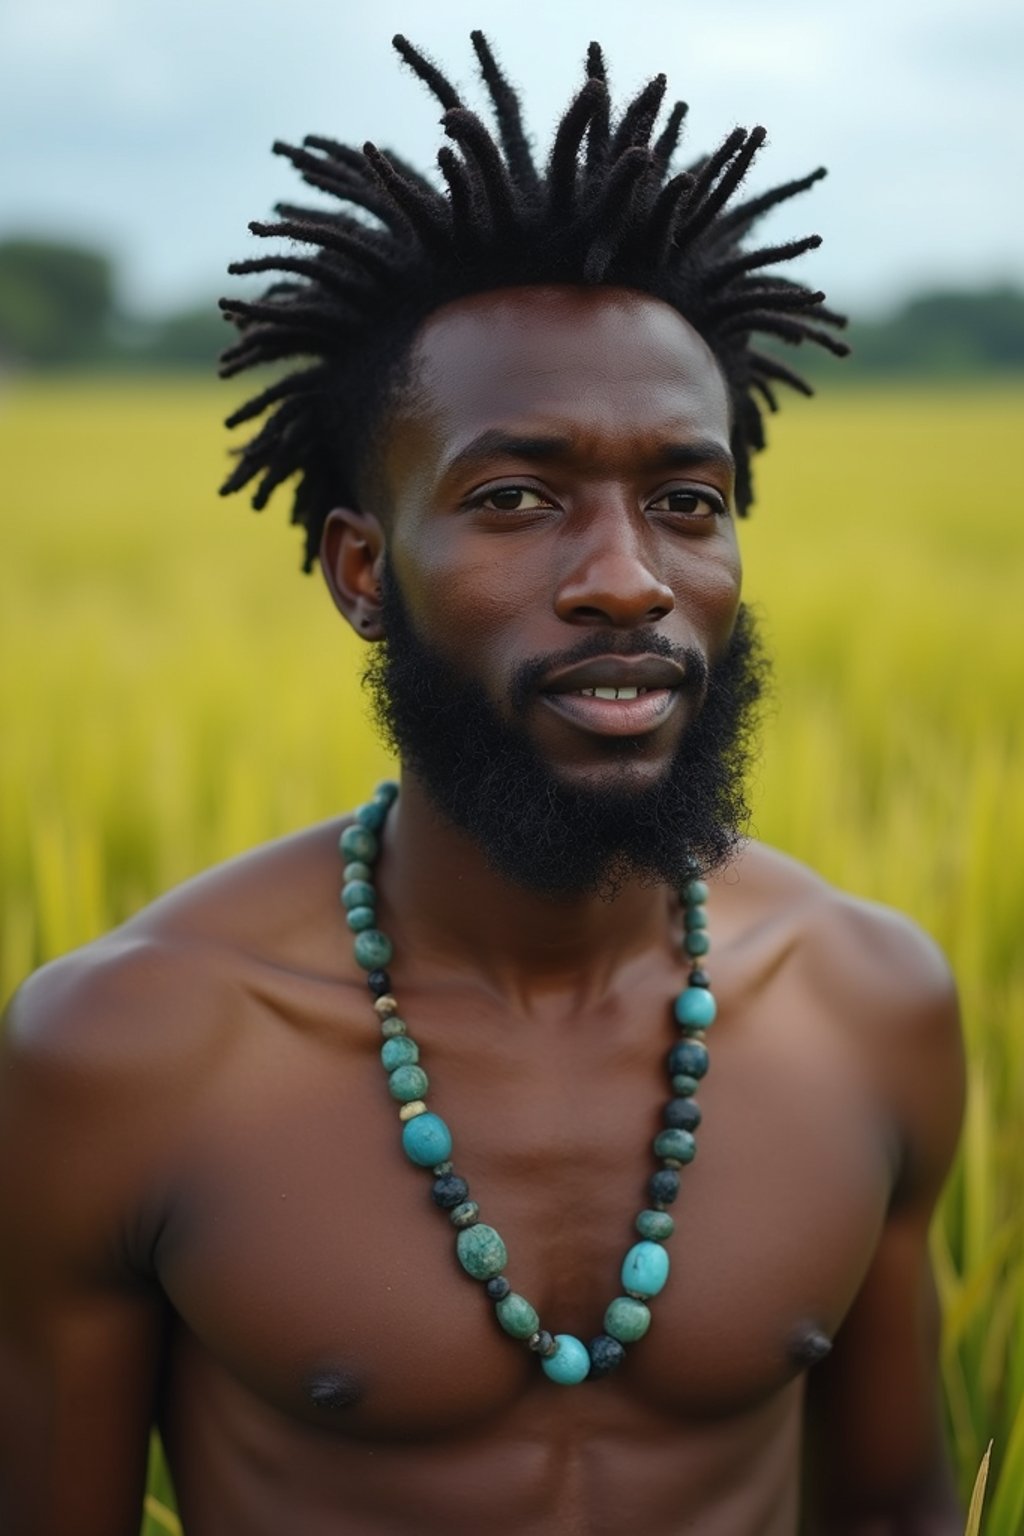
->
xmin=440 ymin=429 xmax=735 ymax=479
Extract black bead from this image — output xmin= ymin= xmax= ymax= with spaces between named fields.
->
xmin=486 ymin=1276 xmax=511 ymax=1301
xmin=649 ymin=1169 xmax=680 ymax=1206
xmin=587 ymin=1335 xmax=626 ymax=1378
xmin=664 ymin=1097 xmax=702 ymax=1131
xmin=528 ymin=1330 xmax=557 ymax=1356
xmin=668 ymin=1039 xmax=709 ymax=1080
xmin=688 ymin=968 xmax=710 ymax=989
xmin=431 ymin=1174 xmax=470 ymax=1210
xmin=367 ymin=969 xmax=392 ymax=998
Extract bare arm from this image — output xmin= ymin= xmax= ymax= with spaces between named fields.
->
xmin=804 ymin=910 xmax=966 ymax=1534
xmin=0 ymin=950 xmax=172 ymax=1535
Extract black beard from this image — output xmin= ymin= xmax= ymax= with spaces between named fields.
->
xmin=363 ymin=563 xmax=769 ymax=898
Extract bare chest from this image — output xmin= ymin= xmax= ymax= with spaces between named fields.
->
xmin=155 ymin=976 xmax=892 ymax=1444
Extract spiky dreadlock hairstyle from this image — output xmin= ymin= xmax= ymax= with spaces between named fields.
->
xmin=220 ymin=32 xmax=848 ymax=571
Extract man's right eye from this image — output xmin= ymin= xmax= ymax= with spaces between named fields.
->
xmin=477 ymin=487 xmax=550 ymax=511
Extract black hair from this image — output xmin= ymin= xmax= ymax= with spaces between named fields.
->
xmin=220 ymin=32 xmax=848 ymax=570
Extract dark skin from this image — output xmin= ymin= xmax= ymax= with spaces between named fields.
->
xmin=0 ymin=288 xmax=964 ymax=1535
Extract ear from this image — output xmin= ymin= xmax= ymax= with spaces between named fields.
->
xmin=320 ymin=507 xmax=386 ymax=641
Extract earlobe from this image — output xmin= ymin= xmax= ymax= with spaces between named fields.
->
xmin=321 ymin=508 xmax=386 ymax=641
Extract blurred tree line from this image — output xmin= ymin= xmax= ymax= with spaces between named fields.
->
xmin=1 ymin=234 xmax=1023 ymax=377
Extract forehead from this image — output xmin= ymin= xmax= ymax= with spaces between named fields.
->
xmin=394 ymin=285 xmax=732 ymax=464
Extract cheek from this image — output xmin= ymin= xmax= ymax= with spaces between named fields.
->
xmin=388 ymin=524 xmax=532 ymax=658
xmin=666 ymin=534 xmax=743 ymax=639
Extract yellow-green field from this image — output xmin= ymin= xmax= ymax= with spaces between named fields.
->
xmin=1 ymin=379 xmax=1022 ymax=1532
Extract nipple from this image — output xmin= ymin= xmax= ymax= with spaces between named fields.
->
xmin=788 ymin=1326 xmax=833 ymax=1369
xmin=307 ymin=1366 xmax=364 ymax=1411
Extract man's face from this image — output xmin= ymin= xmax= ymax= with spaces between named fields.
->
xmin=350 ymin=286 xmax=763 ymax=895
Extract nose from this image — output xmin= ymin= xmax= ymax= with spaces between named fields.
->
xmin=553 ymin=512 xmax=675 ymax=629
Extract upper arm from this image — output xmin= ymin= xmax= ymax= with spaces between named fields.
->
xmin=0 ymin=952 xmax=170 ymax=1536
xmin=804 ymin=908 xmax=966 ymax=1532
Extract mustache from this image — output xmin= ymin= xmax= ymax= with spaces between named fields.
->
xmin=508 ymin=629 xmax=708 ymax=712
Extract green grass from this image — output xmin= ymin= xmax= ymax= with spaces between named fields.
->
xmin=1 ymin=378 xmax=1021 ymax=1532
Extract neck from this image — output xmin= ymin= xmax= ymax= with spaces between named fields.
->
xmin=374 ymin=773 xmax=679 ymax=1007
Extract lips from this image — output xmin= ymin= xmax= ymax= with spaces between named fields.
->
xmin=538 ymin=654 xmax=688 ymax=738
xmin=540 ymin=655 xmax=687 ymax=695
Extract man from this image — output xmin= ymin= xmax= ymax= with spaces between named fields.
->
xmin=0 ymin=33 xmax=965 ymax=1535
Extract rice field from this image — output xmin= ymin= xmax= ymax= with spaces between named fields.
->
xmin=1 ymin=377 xmax=1022 ymax=1532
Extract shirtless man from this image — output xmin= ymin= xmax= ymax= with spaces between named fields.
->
xmin=0 ymin=34 xmax=965 ymax=1536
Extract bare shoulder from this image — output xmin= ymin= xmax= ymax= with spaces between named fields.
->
xmin=726 ymin=838 xmax=958 ymax=1017
xmin=725 ymin=841 xmax=965 ymax=1194
xmin=1 ymin=816 xmax=353 ymax=1141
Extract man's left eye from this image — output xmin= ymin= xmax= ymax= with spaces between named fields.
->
xmin=651 ymin=489 xmax=721 ymax=517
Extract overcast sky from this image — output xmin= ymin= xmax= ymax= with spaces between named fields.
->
xmin=1 ymin=0 xmax=1021 ymax=318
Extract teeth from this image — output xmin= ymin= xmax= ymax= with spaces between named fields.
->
xmin=578 ymin=686 xmax=643 ymax=700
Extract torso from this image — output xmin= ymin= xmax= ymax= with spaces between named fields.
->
xmin=100 ymin=824 xmax=901 ymax=1534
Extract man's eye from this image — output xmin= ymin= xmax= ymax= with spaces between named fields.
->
xmin=651 ymin=489 xmax=722 ymax=517
xmin=479 ymin=487 xmax=550 ymax=511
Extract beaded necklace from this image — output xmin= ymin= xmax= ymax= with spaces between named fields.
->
xmin=339 ymin=781 xmax=716 ymax=1386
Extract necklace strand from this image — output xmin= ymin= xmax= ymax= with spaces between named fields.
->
xmin=339 ymin=782 xmax=716 ymax=1385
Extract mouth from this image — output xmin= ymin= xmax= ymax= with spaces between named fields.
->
xmin=537 ymin=655 xmax=689 ymax=738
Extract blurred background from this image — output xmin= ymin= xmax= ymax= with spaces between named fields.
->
xmin=1 ymin=2 xmax=1022 ymax=1530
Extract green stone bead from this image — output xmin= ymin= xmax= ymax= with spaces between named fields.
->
xmin=683 ymin=879 xmax=709 ymax=905
xmin=636 ymin=1209 xmax=675 ymax=1241
xmin=355 ymin=800 xmax=388 ymax=831
xmin=339 ymin=824 xmax=378 ymax=863
xmin=449 ymin=1201 xmax=480 ymax=1228
xmin=654 ymin=1128 xmax=696 ymax=1163
xmin=380 ymin=1016 xmax=407 ymax=1038
xmin=353 ymin=929 xmax=393 ymax=970
xmin=342 ymin=861 xmax=372 ymax=883
xmin=604 ymin=1295 xmax=651 ymax=1343
xmin=342 ymin=879 xmax=377 ymax=911
xmin=346 ymin=906 xmax=377 ymax=933
xmin=683 ymin=906 xmax=708 ymax=929
xmin=387 ymin=1064 xmax=429 ymax=1102
xmin=380 ymin=1037 xmax=419 ymax=1071
xmin=671 ymin=1073 xmax=700 ymax=1096
xmin=684 ymin=930 xmax=711 ymax=957
xmin=496 ymin=1293 xmax=540 ymax=1339
xmin=374 ymin=780 xmax=400 ymax=806
xmin=456 ymin=1223 xmax=508 ymax=1280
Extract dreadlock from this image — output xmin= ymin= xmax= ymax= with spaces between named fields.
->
xmin=220 ymin=33 xmax=848 ymax=570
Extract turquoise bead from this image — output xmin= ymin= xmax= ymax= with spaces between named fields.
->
xmin=671 ymin=1073 xmax=700 ymax=1096
xmin=388 ymin=1064 xmax=428 ymax=1102
xmin=380 ymin=1037 xmax=419 ymax=1070
xmin=674 ymin=988 xmax=717 ymax=1028
xmin=380 ymin=1015 xmax=407 ymax=1038
xmin=342 ymin=861 xmax=372 ymax=883
xmin=401 ymin=1112 xmax=452 ymax=1167
xmin=496 ymin=1293 xmax=540 ymax=1339
xmin=340 ymin=824 xmax=378 ymax=863
xmin=356 ymin=801 xmax=388 ymax=831
xmin=654 ymin=1128 xmax=696 ymax=1163
xmin=353 ymin=929 xmax=393 ymax=970
xmin=541 ymin=1334 xmax=590 ymax=1384
xmin=683 ymin=907 xmax=708 ymax=929
xmin=621 ymin=1240 xmax=670 ymax=1297
xmin=346 ymin=906 xmax=377 ymax=933
xmin=342 ymin=879 xmax=377 ymax=911
xmin=604 ymin=1295 xmax=651 ymax=1342
xmin=636 ymin=1209 xmax=675 ymax=1241
xmin=684 ymin=931 xmax=710 ymax=957
xmin=456 ymin=1224 xmax=508 ymax=1280
xmin=683 ymin=879 xmax=709 ymax=905
xmin=375 ymin=780 xmax=400 ymax=805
